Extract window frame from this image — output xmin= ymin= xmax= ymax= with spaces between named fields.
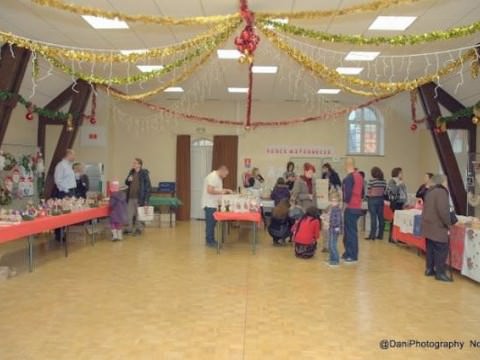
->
xmin=346 ymin=106 xmax=384 ymax=156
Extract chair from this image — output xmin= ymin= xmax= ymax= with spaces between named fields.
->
xmin=383 ymin=204 xmax=394 ymax=242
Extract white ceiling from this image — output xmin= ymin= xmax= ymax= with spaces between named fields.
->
xmin=0 ymin=0 xmax=479 ymax=112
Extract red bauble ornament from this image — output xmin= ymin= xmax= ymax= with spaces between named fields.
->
xmin=434 ymin=128 xmax=441 ymax=134
xmin=410 ymin=123 xmax=417 ymax=131
xmin=25 ymin=112 xmax=33 ymax=121
xmin=234 ymin=37 xmax=244 ymax=46
xmin=241 ymin=30 xmax=251 ymax=41
xmin=247 ymin=42 xmax=256 ymax=53
xmin=89 ymin=116 xmax=97 ymax=125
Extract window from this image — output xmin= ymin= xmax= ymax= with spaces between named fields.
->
xmin=347 ymin=107 xmax=384 ymax=155
xmin=192 ymin=139 xmax=213 ymax=147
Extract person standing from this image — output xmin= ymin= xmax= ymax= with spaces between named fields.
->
xmin=73 ymin=162 xmax=89 ymax=199
xmin=53 ymin=149 xmax=76 ymax=241
xmin=387 ymin=167 xmax=408 ymax=210
xmin=342 ymin=158 xmax=364 ymax=263
xmin=202 ymin=165 xmax=233 ymax=247
xmin=416 ymin=172 xmax=434 ymax=201
xmin=125 ymin=158 xmax=151 ymax=236
xmin=283 ymin=161 xmax=296 ymax=190
xmin=291 ymin=163 xmax=317 ymax=211
xmin=321 ymin=163 xmax=342 ymax=191
xmin=327 ymin=192 xmax=343 ymax=267
xmin=366 ymin=166 xmax=387 ymax=240
xmin=421 ymin=174 xmax=454 ymax=282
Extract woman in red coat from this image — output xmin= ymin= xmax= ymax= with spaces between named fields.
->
xmin=292 ymin=206 xmax=321 ymax=259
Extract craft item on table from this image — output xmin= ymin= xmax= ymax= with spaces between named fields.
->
xmin=393 ymin=209 xmax=422 ymax=234
xmin=11 ymin=168 xmax=20 ymax=184
xmin=3 ymin=176 xmax=13 ymax=193
xmin=1 ymin=152 xmax=17 ymax=171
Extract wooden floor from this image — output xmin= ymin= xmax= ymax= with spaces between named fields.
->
xmin=0 ymin=221 xmax=479 ymax=360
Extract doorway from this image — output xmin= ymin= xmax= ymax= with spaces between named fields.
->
xmin=190 ymin=138 xmax=213 ymax=219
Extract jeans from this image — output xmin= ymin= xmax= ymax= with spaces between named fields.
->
xmin=204 ymin=207 xmax=217 ymax=245
xmin=368 ymin=197 xmax=385 ymax=239
xmin=343 ymin=209 xmax=361 ymax=260
xmin=127 ymin=198 xmax=144 ymax=233
xmin=328 ymin=229 xmax=339 ymax=264
xmin=426 ymin=238 xmax=449 ymax=275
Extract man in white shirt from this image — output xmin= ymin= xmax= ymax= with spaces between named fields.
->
xmin=54 ymin=149 xmax=76 ymax=198
xmin=202 ymin=165 xmax=233 ymax=247
xmin=53 ymin=149 xmax=76 ymax=241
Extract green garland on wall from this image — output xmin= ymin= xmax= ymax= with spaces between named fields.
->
xmin=0 ymin=90 xmax=71 ymax=120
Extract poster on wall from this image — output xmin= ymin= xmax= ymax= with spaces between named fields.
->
xmin=81 ymin=125 xmax=106 ymax=147
xmin=266 ymin=145 xmax=334 ymax=158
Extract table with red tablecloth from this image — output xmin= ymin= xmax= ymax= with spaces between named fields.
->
xmin=213 ymin=211 xmax=262 ymax=254
xmin=392 ymin=224 xmax=465 ymax=271
xmin=0 ymin=206 xmax=109 ymax=271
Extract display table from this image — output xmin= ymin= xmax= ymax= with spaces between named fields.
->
xmin=392 ymin=209 xmax=471 ymax=275
xmin=148 ymin=195 xmax=182 ymax=227
xmin=462 ymin=228 xmax=480 ymax=283
xmin=0 ymin=206 xmax=109 ymax=272
xmin=213 ymin=211 xmax=262 ymax=254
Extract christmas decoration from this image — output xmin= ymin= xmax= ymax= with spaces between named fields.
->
xmin=473 ymin=116 xmax=479 ymax=125
xmin=262 ymin=18 xmax=480 ymax=46
xmin=66 ymin=114 xmax=74 ymax=132
xmin=410 ymin=123 xmax=418 ymax=131
xmin=25 ymin=112 xmax=34 ymax=121
xmin=234 ymin=1 xmax=259 ymax=65
xmin=89 ymin=86 xmax=97 ymax=125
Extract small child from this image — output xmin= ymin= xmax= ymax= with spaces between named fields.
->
xmin=270 ymin=178 xmax=291 ymax=206
xmin=292 ymin=206 xmax=321 ymax=259
xmin=109 ymin=190 xmax=128 ymax=241
xmin=327 ymin=192 xmax=343 ymax=266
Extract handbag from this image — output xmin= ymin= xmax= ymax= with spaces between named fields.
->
xmin=137 ymin=206 xmax=154 ymax=222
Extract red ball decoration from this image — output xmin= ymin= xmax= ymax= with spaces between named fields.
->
xmin=410 ymin=123 xmax=417 ymax=131
xmin=241 ymin=30 xmax=251 ymax=41
xmin=25 ymin=112 xmax=34 ymax=121
xmin=89 ymin=116 xmax=97 ymax=125
xmin=247 ymin=42 xmax=256 ymax=53
xmin=434 ymin=128 xmax=441 ymax=134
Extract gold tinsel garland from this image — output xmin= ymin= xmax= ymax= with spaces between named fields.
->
xmin=262 ymin=29 xmax=477 ymax=97
xmin=42 ymin=21 xmax=235 ymax=86
xmin=31 ymin=0 xmax=419 ymax=25
xmin=0 ymin=19 xmax=241 ymax=63
xmin=261 ymin=19 xmax=480 ymax=46
xmin=31 ymin=0 xmax=240 ymax=25
xmin=103 ymin=40 xmax=221 ymax=101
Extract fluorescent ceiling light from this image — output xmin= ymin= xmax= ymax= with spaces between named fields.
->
xmin=164 ymin=87 xmax=184 ymax=93
xmin=120 ymin=49 xmax=147 ymax=55
xmin=136 ymin=65 xmax=164 ymax=72
xmin=317 ymin=89 xmax=341 ymax=94
xmin=368 ymin=16 xmax=417 ymax=31
xmin=265 ymin=18 xmax=289 ymax=30
xmin=228 ymin=87 xmax=249 ymax=93
xmin=345 ymin=51 xmax=380 ymax=61
xmin=336 ymin=67 xmax=364 ymax=75
xmin=252 ymin=66 xmax=278 ymax=74
xmin=82 ymin=15 xmax=129 ymax=29
xmin=217 ymin=49 xmax=242 ymax=59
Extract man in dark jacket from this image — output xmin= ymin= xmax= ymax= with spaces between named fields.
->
xmin=125 ymin=158 xmax=151 ymax=236
xmin=421 ymin=174 xmax=452 ymax=282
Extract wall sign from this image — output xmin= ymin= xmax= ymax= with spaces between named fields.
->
xmin=266 ymin=145 xmax=334 ymax=158
xmin=81 ymin=125 xmax=106 ymax=147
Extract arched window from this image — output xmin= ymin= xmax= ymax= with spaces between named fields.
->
xmin=347 ymin=107 xmax=384 ymax=155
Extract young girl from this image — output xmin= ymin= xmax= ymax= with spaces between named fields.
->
xmin=327 ymin=192 xmax=343 ymax=266
xmin=270 ymin=177 xmax=291 ymax=206
xmin=292 ymin=206 xmax=321 ymax=259
xmin=109 ymin=189 xmax=128 ymax=241
xmin=268 ymin=199 xmax=294 ymax=246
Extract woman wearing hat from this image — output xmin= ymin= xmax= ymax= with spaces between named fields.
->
xmin=291 ymin=163 xmax=317 ymax=211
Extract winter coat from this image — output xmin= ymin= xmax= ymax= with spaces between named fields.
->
xmin=421 ymin=185 xmax=451 ymax=243
xmin=75 ymin=174 xmax=89 ymax=199
xmin=270 ymin=184 xmax=290 ymax=206
xmin=291 ymin=177 xmax=317 ymax=210
xmin=125 ymin=168 xmax=151 ymax=206
xmin=109 ymin=191 xmax=128 ymax=225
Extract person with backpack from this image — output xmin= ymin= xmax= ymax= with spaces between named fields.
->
xmin=268 ymin=199 xmax=294 ymax=246
xmin=292 ymin=206 xmax=321 ymax=259
xmin=387 ymin=167 xmax=408 ymax=211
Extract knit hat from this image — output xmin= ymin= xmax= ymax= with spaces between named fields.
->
xmin=304 ymin=162 xmax=316 ymax=172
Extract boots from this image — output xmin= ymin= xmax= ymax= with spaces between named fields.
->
xmin=112 ymin=229 xmax=123 ymax=241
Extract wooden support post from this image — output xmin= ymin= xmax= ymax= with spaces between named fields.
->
xmin=0 ymin=44 xmax=31 ymax=147
xmin=43 ymin=80 xmax=92 ymax=197
xmin=418 ymin=82 xmax=468 ymax=215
